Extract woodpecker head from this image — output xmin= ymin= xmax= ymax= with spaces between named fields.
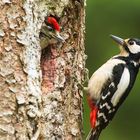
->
xmin=40 ymin=16 xmax=65 ymax=49
xmin=44 ymin=16 xmax=65 ymax=42
xmin=110 ymin=35 xmax=140 ymax=58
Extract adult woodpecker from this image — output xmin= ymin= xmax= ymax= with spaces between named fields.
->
xmin=40 ymin=16 xmax=65 ymax=49
xmin=86 ymin=35 xmax=140 ymax=140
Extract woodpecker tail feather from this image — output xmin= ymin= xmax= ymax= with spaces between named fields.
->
xmin=86 ymin=128 xmax=101 ymax=140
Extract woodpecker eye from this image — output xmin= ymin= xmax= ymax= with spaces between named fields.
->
xmin=128 ymin=40 xmax=134 ymax=45
xmin=47 ymin=25 xmax=53 ymax=31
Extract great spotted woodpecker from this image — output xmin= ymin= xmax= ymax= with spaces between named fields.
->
xmin=86 ymin=35 xmax=140 ymax=140
xmin=40 ymin=16 xmax=65 ymax=49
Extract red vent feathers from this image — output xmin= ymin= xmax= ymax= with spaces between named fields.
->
xmin=87 ymin=96 xmax=98 ymax=128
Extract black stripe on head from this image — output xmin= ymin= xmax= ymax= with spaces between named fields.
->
xmin=123 ymin=43 xmax=131 ymax=53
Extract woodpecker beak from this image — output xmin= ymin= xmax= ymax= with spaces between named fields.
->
xmin=110 ymin=35 xmax=125 ymax=46
xmin=55 ymin=31 xmax=65 ymax=43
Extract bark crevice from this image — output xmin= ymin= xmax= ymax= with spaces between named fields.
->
xmin=0 ymin=0 xmax=86 ymax=139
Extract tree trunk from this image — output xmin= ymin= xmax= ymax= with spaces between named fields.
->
xmin=0 ymin=0 xmax=86 ymax=139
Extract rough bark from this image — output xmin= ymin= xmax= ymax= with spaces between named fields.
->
xmin=0 ymin=0 xmax=86 ymax=140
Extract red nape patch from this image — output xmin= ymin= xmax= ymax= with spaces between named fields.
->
xmin=90 ymin=106 xmax=98 ymax=128
xmin=47 ymin=17 xmax=60 ymax=32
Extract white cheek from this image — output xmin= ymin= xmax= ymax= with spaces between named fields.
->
xmin=129 ymin=44 xmax=140 ymax=54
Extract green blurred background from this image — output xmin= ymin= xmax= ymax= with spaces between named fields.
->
xmin=84 ymin=0 xmax=140 ymax=139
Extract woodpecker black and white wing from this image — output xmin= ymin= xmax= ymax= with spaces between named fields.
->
xmin=86 ymin=128 xmax=101 ymax=140
xmin=87 ymin=62 xmax=136 ymax=140
xmin=88 ymin=59 xmax=139 ymax=140
xmin=87 ymin=58 xmax=126 ymax=101
xmin=97 ymin=63 xmax=131 ymax=127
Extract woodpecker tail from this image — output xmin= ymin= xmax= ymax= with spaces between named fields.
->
xmin=86 ymin=128 xmax=101 ymax=140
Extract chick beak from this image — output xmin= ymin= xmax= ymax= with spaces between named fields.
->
xmin=110 ymin=35 xmax=125 ymax=46
xmin=55 ymin=31 xmax=65 ymax=43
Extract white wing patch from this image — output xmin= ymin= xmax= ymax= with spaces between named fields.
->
xmin=100 ymin=103 xmax=111 ymax=110
xmin=111 ymin=67 xmax=130 ymax=106
xmin=102 ymin=92 xmax=111 ymax=100
xmin=98 ymin=112 xmax=107 ymax=122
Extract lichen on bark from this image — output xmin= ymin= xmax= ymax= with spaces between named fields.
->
xmin=0 ymin=0 xmax=86 ymax=139
xmin=41 ymin=0 xmax=86 ymax=139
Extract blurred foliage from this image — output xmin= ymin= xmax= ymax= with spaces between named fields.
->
xmin=84 ymin=0 xmax=140 ymax=140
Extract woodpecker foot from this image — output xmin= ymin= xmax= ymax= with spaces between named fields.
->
xmin=84 ymin=68 xmax=89 ymax=83
xmin=72 ymin=76 xmax=88 ymax=92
